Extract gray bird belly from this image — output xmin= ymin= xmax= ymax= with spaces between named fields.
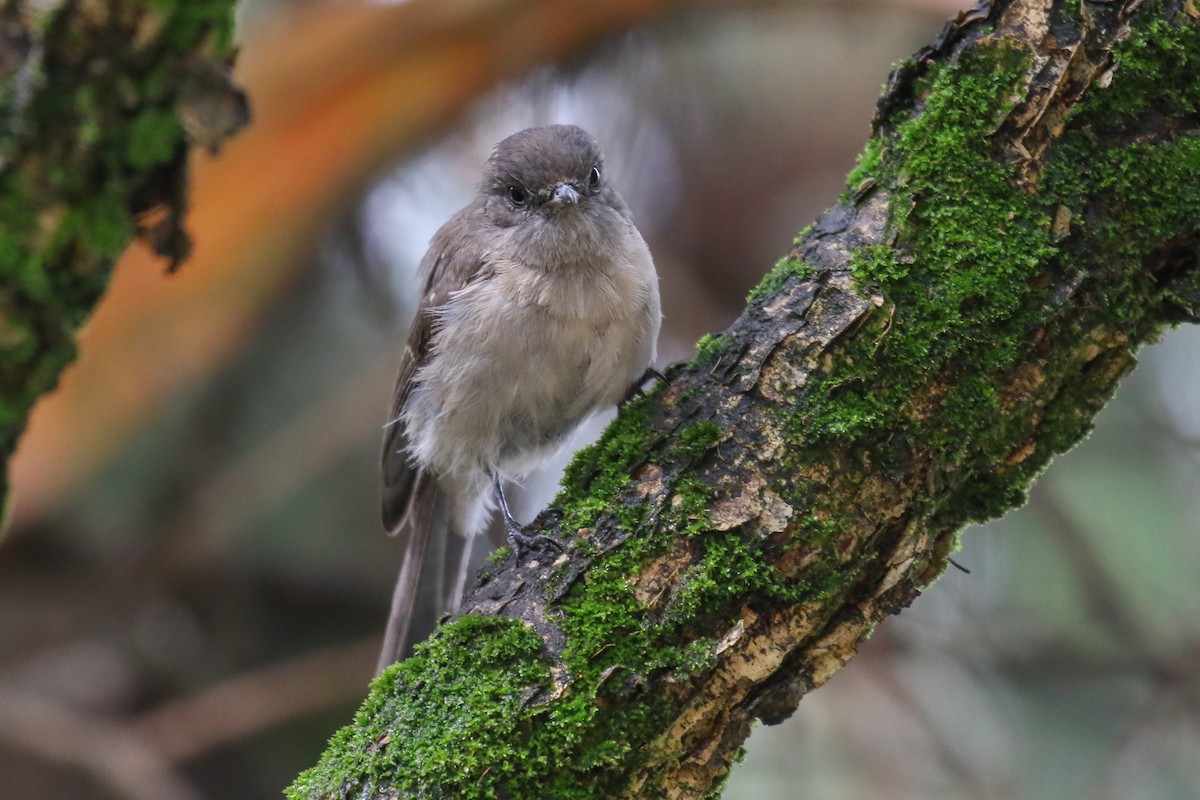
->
xmin=404 ymin=285 xmax=653 ymax=481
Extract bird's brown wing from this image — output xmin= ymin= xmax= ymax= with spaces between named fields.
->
xmin=377 ymin=204 xmax=492 ymax=670
xmin=380 ymin=202 xmax=488 ymax=535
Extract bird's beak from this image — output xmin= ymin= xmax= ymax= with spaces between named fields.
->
xmin=545 ymin=183 xmax=580 ymax=209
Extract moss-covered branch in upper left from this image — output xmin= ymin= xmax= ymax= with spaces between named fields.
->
xmin=0 ymin=0 xmax=244 ymax=518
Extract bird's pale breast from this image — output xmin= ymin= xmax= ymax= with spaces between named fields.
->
xmin=403 ymin=244 xmax=659 ymax=487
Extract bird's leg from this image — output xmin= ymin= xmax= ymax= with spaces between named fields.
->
xmin=493 ymin=477 xmax=563 ymax=560
xmin=621 ymin=366 xmax=668 ymax=405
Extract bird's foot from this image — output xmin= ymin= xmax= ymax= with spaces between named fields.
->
xmin=621 ymin=367 xmax=668 ymax=405
xmin=505 ymin=520 xmax=564 ymax=562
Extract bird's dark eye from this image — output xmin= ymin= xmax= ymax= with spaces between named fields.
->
xmin=588 ymin=166 xmax=601 ymax=190
xmin=507 ymin=185 xmax=529 ymax=206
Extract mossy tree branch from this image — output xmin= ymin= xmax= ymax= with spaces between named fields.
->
xmin=292 ymin=0 xmax=1199 ymax=797
xmin=0 ymin=0 xmax=244 ymax=508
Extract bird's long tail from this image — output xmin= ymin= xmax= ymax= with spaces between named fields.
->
xmin=376 ymin=479 xmax=501 ymax=673
xmin=376 ymin=474 xmax=439 ymax=673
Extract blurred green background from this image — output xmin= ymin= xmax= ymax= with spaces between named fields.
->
xmin=2 ymin=1 xmax=1198 ymax=798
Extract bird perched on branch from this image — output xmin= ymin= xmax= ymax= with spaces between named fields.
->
xmin=378 ymin=124 xmax=661 ymax=671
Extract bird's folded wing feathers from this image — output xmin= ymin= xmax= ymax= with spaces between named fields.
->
xmin=380 ymin=202 xmax=489 ymax=535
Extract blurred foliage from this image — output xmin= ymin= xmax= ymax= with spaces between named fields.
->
xmin=1 ymin=1 xmax=1197 ymax=799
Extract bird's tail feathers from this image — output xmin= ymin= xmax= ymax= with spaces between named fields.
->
xmin=376 ymin=478 xmax=503 ymax=673
xmin=376 ymin=475 xmax=440 ymax=673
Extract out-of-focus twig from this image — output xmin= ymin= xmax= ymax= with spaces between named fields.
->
xmin=0 ymin=684 xmax=210 ymax=800
xmin=860 ymin=649 xmax=1007 ymax=797
xmin=132 ymin=635 xmax=380 ymax=762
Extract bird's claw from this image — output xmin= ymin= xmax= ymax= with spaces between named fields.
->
xmin=621 ymin=367 xmax=668 ymax=405
xmin=506 ymin=521 xmax=564 ymax=561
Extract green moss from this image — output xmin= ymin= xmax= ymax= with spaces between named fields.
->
xmin=788 ymin=5 xmax=1197 ymax=533
xmin=668 ymin=474 xmax=713 ymax=537
xmin=289 ymin=616 xmax=557 ymax=799
xmin=63 ymin=192 xmax=135 ymax=262
xmin=779 ymin=40 xmax=1062 ymax=525
xmin=843 ymin=135 xmax=887 ymax=202
xmin=693 ymin=331 xmax=734 ymax=365
xmin=1042 ymin=5 xmax=1200 ymax=311
xmin=742 ymin=223 xmax=819 ymax=306
xmin=669 ymin=537 xmax=773 ymax=619
xmin=127 ymin=108 xmax=183 ymax=169
xmin=650 ymin=635 xmax=717 ymax=677
xmin=794 ymin=513 xmax=845 ymax=545
xmin=676 ymin=420 xmax=724 ymax=460
xmin=291 ymin=423 xmax=830 ymax=798
xmin=558 ymin=396 xmax=656 ymax=534
xmin=746 ymin=255 xmax=815 ymax=304
xmin=1068 ymin=11 xmax=1199 ymax=134
xmin=552 ymin=471 xmax=708 ymax=669
xmin=0 ymin=173 xmax=38 ymax=262
xmin=853 ymin=41 xmax=1050 ymax=391
xmin=1044 ymin=135 xmax=1200 ymax=322
xmin=147 ymin=0 xmax=238 ymax=51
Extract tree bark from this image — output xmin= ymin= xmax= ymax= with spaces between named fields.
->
xmin=290 ymin=1 xmax=1200 ymax=798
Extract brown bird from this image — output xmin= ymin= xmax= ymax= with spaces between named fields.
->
xmin=378 ymin=125 xmax=661 ymax=670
